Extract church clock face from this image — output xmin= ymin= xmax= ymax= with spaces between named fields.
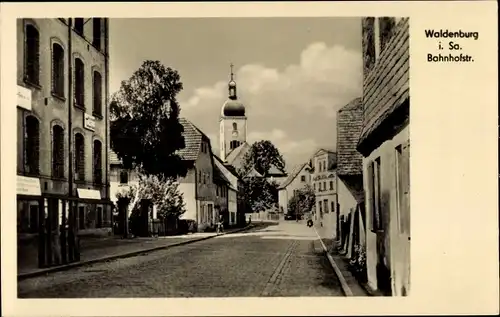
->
xmin=232 ymin=130 xmax=238 ymax=137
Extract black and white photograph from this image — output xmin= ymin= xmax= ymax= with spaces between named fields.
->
xmin=14 ymin=16 xmax=410 ymax=298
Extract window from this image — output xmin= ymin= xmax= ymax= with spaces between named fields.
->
xmin=323 ymin=181 xmax=326 ymax=191
xmin=230 ymin=140 xmax=240 ymax=150
xmin=318 ymin=202 xmax=323 ymax=216
xmin=368 ymin=157 xmax=382 ymax=231
xmin=301 ymin=175 xmax=306 ymax=182
xmin=93 ymin=140 xmax=102 ymax=184
xmin=74 ymin=58 xmax=85 ymax=108
xmin=74 ymin=133 xmax=85 ymax=181
xmin=203 ymin=173 xmax=206 ymax=184
xmin=74 ymin=18 xmax=84 ymax=35
xmin=232 ymin=122 xmax=237 ymax=130
xmin=52 ymin=43 xmax=65 ymax=98
xmin=25 ymin=24 xmax=40 ymax=85
xmin=331 ymin=201 xmax=335 ymax=213
xmin=323 ymin=199 xmax=328 ymax=213
xmin=25 ymin=116 xmax=40 ymax=175
xmin=52 ymin=125 xmax=65 ymax=178
xmin=119 ymin=170 xmax=128 ymax=184
xmin=313 ymin=183 xmax=316 ymax=191
xmin=330 ymin=181 xmax=333 ymax=190
xmin=92 ymin=71 xmax=102 ymax=116
xmin=92 ymin=18 xmax=102 ymax=50
xmin=198 ymin=170 xmax=201 ymax=183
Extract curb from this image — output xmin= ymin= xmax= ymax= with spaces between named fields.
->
xmin=313 ymin=226 xmax=353 ymax=297
xmin=18 ymin=224 xmax=255 ymax=281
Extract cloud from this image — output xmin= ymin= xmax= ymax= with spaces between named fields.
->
xmin=180 ymin=42 xmax=362 ymax=169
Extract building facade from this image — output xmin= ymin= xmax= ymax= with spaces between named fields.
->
xmin=336 ymin=97 xmax=366 ymax=255
xmin=178 ymin=118 xmax=224 ymax=232
xmin=278 ymin=162 xmax=313 ymax=217
xmin=357 ymin=17 xmax=410 ymax=296
xmin=311 ymin=149 xmax=338 ymax=239
xmin=16 ymin=18 xmax=112 ymax=243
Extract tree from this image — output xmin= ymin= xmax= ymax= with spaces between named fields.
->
xmin=241 ymin=176 xmax=279 ymax=213
xmin=287 ymin=184 xmax=316 ymax=218
xmin=110 ymin=60 xmax=187 ymax=178
xmin=240 ymin=140 xmax=286 ymax=177
xmin=116 ymin=174 xmax=186 ymax=220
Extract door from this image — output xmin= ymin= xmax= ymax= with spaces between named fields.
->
xmin=396 ymin=141 xmax=411 ymax=295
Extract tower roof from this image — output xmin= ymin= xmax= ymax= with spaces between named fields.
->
xmin=221 ymin=99 xmax=245 ymax=117
xmin=221 ymin=63 xmax=245 ymax=117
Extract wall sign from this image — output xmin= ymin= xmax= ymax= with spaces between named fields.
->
xmin=84 ymin=113 xmax=96 ymax=131
xmin=17 ymin=85 xmax=32 ymax=110
xmin=17 ymin=175 xmax=41 ymax=196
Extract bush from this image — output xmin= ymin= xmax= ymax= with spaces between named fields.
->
xmin=349 ymin=244 xmax=367 ymax=282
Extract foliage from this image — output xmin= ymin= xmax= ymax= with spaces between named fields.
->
xmin=239 ymin=140 xmax=286 ymax=177
xmin=287 ymin=184 xmax=316 ymax=217
xmin=349 ymin=243 xmax=367 ymax=281
xmin=241 ymin=176 xmax=279 ymax=213
xmin=115 ymin=173 xmax=186 ymax=219
xmin=110 ymin=60 xmax=187 ymax=178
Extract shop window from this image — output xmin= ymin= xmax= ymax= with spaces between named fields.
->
xmin=97 ymin=206 xmax=103 ymax=228
xmin=52 ymin=125 xmax=65 ymax=178
xmin=52 ymin=43 xmax=65 ymax=98
xmin=75 ymin=133 xmax=85 ymax=181
xmin=78 ymin=206 xmax=85 ymax=229
xmin=93 ymin=140 xmax=102 ymax=184
xmin=92 ymin=71 xmax=102 ymax=116
xmin=74 ymin=58 xmax=85 ymax=108
xmin=25 ymin=24 xmax=40 ymax=85
xmin=25 ymin=116 xmax=40 ymax=175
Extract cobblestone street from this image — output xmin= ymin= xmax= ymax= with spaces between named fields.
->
xmin=18 ymin=222 xmax=344 ymax=298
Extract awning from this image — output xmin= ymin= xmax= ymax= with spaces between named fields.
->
xmin=77 ymin=188 xmax=102 ymax=200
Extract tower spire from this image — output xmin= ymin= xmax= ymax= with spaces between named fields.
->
xmin=228 ymin=62 xmax=237 ymax=100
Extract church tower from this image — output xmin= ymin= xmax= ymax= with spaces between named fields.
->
xmin=219 ymin=63 xmax=247 ymax=161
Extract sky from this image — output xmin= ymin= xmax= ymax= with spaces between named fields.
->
xmin=109 ymin=18 xmax=363 ymax=171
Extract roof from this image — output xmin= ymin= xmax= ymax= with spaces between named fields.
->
xmin=312 ymin=148 xmax=336 ymax=158
xmin=177 ymin=117 xmax=210 ymax=161
xmin=221 ymin=99 xmax=246 ymax=117
xmin=225 ymin=141 xmax=250 ymax=167
xmin=337 ymin=98 xmax=364 ymax=176
xmin=358 ymin=18 xmax=409 ymax=152
xmin=267 ymin=165 xmax=287 ymax=176
xmin=109 ymin=149 xmax=122 ymax=165
xmin=278 ymin=163 xmax=307 ymax=189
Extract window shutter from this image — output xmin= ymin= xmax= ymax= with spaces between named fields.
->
xmin=366 ymin=161 xmax=375 ymax=231
xmin=400 ymin=142 xmax=410 ymax=235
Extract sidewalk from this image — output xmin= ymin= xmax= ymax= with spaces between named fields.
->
xmin=312 ymin=224 xmax=369 ymax=297
xmin=18 ymin=224 xmax=255 ymax=280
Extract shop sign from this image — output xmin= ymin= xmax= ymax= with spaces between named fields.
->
xmin=17 ymin=175 xmax=41 ymax=196
xmin=84 ymin=113 xmax=96 ymax=131
xmin=17 ymin=85 xmax=32 ymax=110
xmin=77 ymin=188 xmax=101 ymax=200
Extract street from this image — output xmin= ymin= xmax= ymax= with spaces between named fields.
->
xmin=18 ymin=221 xmax=344 ymax=298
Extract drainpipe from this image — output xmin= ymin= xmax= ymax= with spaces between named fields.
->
xmin=68 ymin=18 xmax=73 ymax=198
xmin=104 ymin=19 xmax=110 ymax=202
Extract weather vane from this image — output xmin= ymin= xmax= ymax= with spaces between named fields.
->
xmin=230 ymin=63 xmax=234 ymax=81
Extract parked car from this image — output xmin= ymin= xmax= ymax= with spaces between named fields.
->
xmin=284 ymin=214 xmax=302 ymax=221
